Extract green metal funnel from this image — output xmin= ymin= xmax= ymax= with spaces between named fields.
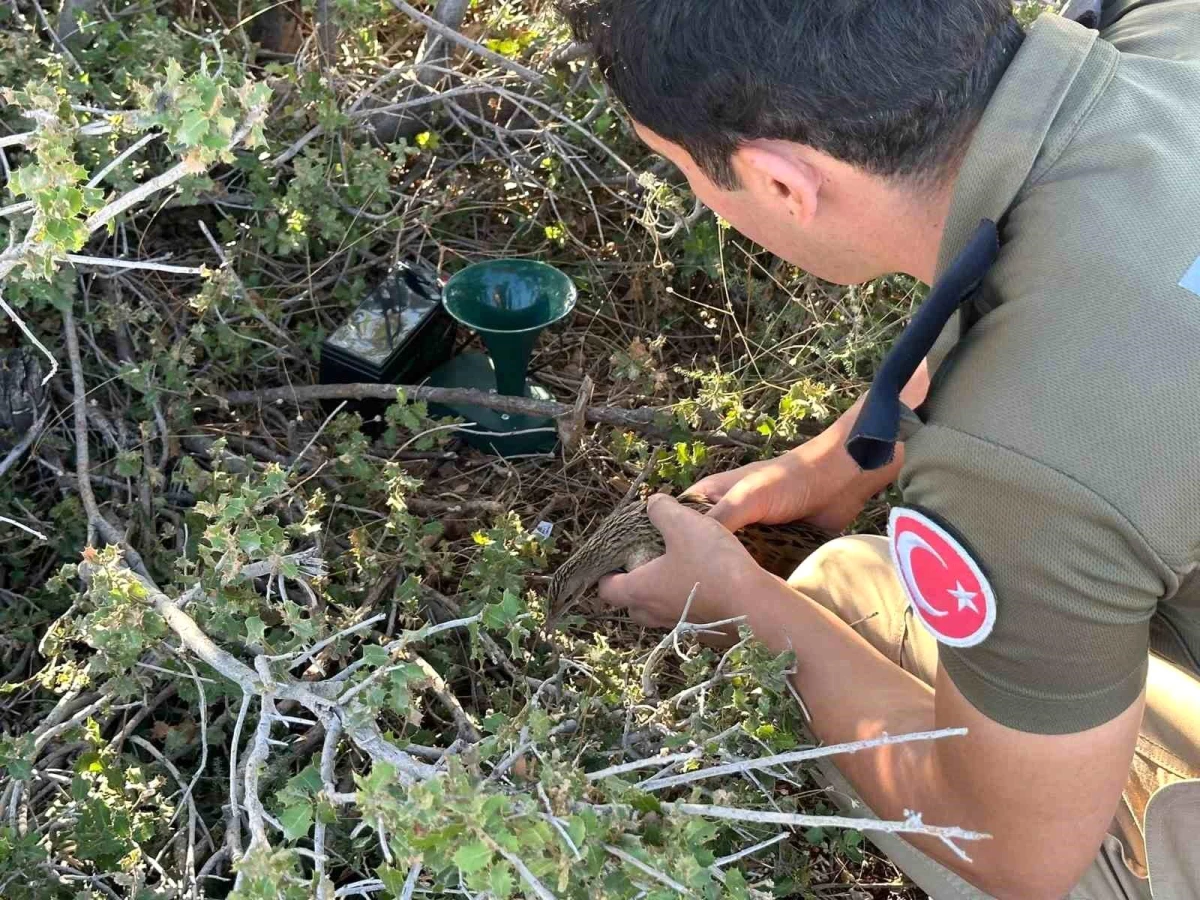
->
xmin=424 ymin=259 xmax=578 ymax=456
xmin=442 ymin=259 xmax=576 ymax=397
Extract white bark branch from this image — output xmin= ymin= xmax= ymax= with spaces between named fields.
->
xmin=638 ymin=728 xmax=969 ymax=792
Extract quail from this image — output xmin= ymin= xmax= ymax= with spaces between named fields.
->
xmin=545 ymin=493 xmax=832 ymax=631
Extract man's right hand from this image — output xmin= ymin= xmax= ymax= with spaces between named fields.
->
xmin=688 ymin=359 xmax=932 ymax=533
xmin=686 ymin=434 xmax=871 ymax=533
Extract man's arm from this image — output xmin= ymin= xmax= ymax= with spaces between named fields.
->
xmin=736 ymin=567 xmax=1143 ymax=899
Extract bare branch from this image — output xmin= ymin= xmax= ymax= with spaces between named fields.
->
xmin=0 ymin=408 xmax=49 ymax=480
xmin=664 ymin=803 xmax=988 ymax=862
xmin=64 ymin=254 xmax=206 ymax=275
xmin=386 ymin=0 xmax=547 ymax=87
xmin=214 ymin=382 xmax=818 ymax=450
xmin=638 ymin=728 xmax=970 ymax=792
xmin=604 ymin=844 xmax=690 ymax=896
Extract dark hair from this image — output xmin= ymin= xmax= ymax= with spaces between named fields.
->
xmin=558 ymin=0 xmax=1025 ymax=189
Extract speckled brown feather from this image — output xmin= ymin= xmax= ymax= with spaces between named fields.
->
xmin=545 ymin=494 xmax=832 ymax=630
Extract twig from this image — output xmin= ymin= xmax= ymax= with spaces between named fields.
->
xmin=407 ymin=652 xmax=482 ymax=742
xmin=712 ymin=833 xmax=788 ymax=868
xmin=29 ymin=0 xmax=84 ymax=72
xmin=490 ymin=842 xmax=558 ymax=900
xmin=638 ymin=728 xmax=969 ymax=792
xmin=226 ymin=693 xmax=250 ymax=858
xmin=129 ymin=735 xmax=203 ymax=891
xmin=538 ymin=783 xmax=582 ymax=860
xmin=293 ymin=400 xmax=346 ymax=468
xmin=214 ymin=383 xmax=816 ymax=450
xmin=63 ymin=254 xmax=206 ymax=275
xmin=664 ymin=802 xmax=988 ymax=862
xmin=0 ymin=296 xmax=57 ymax=386
xmin=404 ymin=497 xmax=505 ymax=517
xmin=385 ymin=0 xmax=547 ymax=87
xmin=239 ymin=694 xmax=274 ymax=861
xmin=604 ymin=844 xmax=691 ymax=896
xmin=641 ymin=584 xmax=701 ymax=699
xmin=314 ymin=721 xmax=343 ymax=899
xmin=0 ymin=121 xmax=113 ymax=151
xmin=86 ymin=131 xmax=162 ymax=188
xmin=63 ymin=305 xmax=111 ymax=546
xmin=0 ymin=200 xmax=35 ymax=217
xmin=401 ymin=863 xmax=422 ymax=900
xmin=0 ymin=409 xmax=49 ymax=480
xmin=278 ymin=614 xmax=387 ymax=669
xmin=0 ymin=515 xmax=48 ymax=540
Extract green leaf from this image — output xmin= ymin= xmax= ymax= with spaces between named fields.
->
xmin=244 ymin=616 xmax=266 ymax=645
xmin=237 ymin=529 xmax=263 ymax=552
xmin=362 ymin=644 xmax=390 ymax=667
xmin=488 ymin=862 xmax=515 ymax=898
xmin=278 ymin=803 xmax=312 ymax=841
xmin=566 ymin=815 xmax=587 ymax=849
xmin=287 ymin=765 xmax=323 ymax=797
xmin=115 ymin=450 xmax=143 ymax=478
xmin=724 ymin=867 xmax=749 ymax=900
xmin=176 ymin=109 xmax=209 ymax=146
xmin=377 ymin=865 xmax=408 ymax=897
xmin=64 ymin=187 xmax=84 ymax=216
xmin=452 ymin=840 xmax=492 ymax=874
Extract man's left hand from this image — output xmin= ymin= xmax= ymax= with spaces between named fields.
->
xmin=596 ymin=493 xmax=768 ymax=634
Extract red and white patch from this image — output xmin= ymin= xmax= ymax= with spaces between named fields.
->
xmin=887 ymin=508 xmax=995 ymax=648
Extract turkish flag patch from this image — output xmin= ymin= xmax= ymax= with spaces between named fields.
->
xmin=887 ymin=507 xmax=996 ymax=648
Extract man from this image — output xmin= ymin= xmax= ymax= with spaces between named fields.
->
xmin=556 ymin=1 xmax=1200 ymax=898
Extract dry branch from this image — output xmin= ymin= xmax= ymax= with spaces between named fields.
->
xmin=386 ymin=0 xmax=547 ymax=87
xmin=214 ymin=382 xmax=818 ymax=450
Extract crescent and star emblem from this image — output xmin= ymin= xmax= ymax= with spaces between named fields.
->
xmin=888 ymin=507 xmax=996 ymax=648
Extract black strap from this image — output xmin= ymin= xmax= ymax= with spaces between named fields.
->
xmin=844 ymin=219 xmax=999 ymax=471
xmin=1061 ymin=0 xmax=1103 ymax=29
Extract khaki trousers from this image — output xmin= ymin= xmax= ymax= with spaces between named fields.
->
xmin=789 ymin=535 xmax=1200 ymax=900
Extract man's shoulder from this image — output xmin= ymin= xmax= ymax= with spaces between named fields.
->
xmin=917 ymin=256 xmax=1200 ymax=570
xmin=1100 ymin=0 xmax=1200 ymax=62
xmin=934 ymin=9 xmax=1200 ymax=559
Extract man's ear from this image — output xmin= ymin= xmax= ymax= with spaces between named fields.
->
xmin=734 ymin=140 xmax=821 ymax=226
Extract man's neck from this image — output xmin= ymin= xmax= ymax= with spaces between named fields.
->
xmin=832 ymin=153 xmax=962 ymax=285
xmin=877 ymin=175 xmax=958 ymax=286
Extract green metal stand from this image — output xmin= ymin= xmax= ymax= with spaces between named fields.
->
xmin=428 ymin=259 xmax=576 ymax=458
xmin=424 ymin=352 xmax=559 ymax=456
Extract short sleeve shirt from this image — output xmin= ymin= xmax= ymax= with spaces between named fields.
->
xmin=897 ymin=2 xmax=1200 ymax=735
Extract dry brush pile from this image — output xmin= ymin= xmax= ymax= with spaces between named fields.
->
xmin=0 ymin=0 xmax=1000 ymax=897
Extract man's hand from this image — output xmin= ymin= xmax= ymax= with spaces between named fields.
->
xmin=689 ymin=359 xmax=932 ymax=533
xmin=691 ymin=360 xmax=931 ymax=532
xmin=596 ymin=494 xmax=769 ymax=634
xmin=687 ymin=440 xmax=864 ymax=533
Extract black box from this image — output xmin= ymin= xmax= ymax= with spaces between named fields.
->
xmin=318 ymin=259 xmax=457 ymax=429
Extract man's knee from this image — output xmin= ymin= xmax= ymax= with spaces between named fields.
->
xmin=788 ymin=534 xmax=895 ymax=620
xmin=788 ymin=533 xmax=937 ymax=684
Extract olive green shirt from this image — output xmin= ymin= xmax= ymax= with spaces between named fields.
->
xmin=900 ymin=1 xmax=1200 ymax=734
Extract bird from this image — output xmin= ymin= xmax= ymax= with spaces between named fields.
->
xmin=544 ymin=492 xmax=833 ymax=631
